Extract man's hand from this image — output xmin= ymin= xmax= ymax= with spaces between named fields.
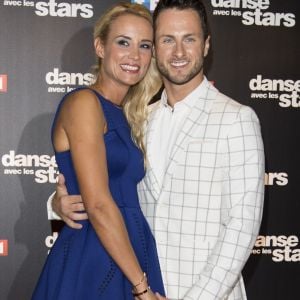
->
xmin=53 ymin=173 xmax=88 ymax=229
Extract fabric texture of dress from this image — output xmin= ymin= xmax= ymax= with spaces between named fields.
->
xmin=32 ymin=88 xmax=165 ymax=299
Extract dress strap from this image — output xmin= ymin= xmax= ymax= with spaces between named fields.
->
xmin=51 ymin=87 xmax=118 ymax=144
xmin=85 ymin=88 xmax=118 ymax=132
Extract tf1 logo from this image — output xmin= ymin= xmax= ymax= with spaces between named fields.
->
xmin=131 ymin=0 xmax=158 ymax=12
xmin=0 ymin=74 xmax=8 ymax=92
xmin=0 ymin=240 xmax=8 ymax=256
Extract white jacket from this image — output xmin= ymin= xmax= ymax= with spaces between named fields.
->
xmin=138 ymin=82 xmax=265 ymax=300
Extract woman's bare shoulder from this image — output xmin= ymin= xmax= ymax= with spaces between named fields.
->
xmin=62 ymin=88 xmax=100 ymax=110
xmin=57 ymin=88 xmax=105 ymax=130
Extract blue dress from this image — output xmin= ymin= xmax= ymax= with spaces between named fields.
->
xmin=32 ymin=88 xmax=165 ymax=299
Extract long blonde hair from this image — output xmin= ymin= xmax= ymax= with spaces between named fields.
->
xmin=93 ymin=3 xmax=162 ymax=158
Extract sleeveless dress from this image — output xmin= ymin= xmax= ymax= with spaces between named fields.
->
xmin=32 ymin=88 xmax=165 ymax=299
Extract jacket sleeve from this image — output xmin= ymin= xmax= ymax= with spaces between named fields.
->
xmin=184 ymin=106 xmax=265 ymax=300
xmin=47 ymin=191 xmax=61 ymax=220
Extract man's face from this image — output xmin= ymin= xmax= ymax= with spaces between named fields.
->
xmin=154 ymin=8 xmax=210 ymax=86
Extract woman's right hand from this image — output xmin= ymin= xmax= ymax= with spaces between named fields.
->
xmin=154 ymin=292 xmax=168 ymax=300
xmin=135 ymin=288 xmax=157 ymax=300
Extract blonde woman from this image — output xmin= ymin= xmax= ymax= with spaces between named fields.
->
xmin=32 ymin=3 xmax=165 ymax=299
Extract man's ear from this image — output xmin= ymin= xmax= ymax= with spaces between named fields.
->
xmin=204 ymin=35 xmax=210 ymax=57
xmin=94 ymin=37 xmax=104 ymax=58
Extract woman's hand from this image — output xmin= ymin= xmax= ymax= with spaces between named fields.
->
xmin=135 ymin=288 xmax=158 ymax=300
xmin=154 ymin=292 xmax=168 ymax=300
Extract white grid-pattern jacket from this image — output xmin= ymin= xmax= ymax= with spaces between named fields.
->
xmin=138 ymin=82 xmax=265 ymax=300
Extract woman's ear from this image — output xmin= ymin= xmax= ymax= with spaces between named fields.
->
xmin=94 ymin=37 xmax=104 ymax=58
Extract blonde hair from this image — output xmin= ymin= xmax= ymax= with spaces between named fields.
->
xmin=93 ymin=2 xmax=162 ymax=158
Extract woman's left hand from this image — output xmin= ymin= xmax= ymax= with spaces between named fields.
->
xmin=155 ymin=292 xmax=168 ymax=300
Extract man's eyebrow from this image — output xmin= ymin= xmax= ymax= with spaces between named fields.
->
xmin=183 ymin=33 xmax=197 ymax=37
xmin=158 ymin=34 xmax=174 ymax=39
xmin=156 ymin=34 xmax=175 ymax=42
xmin=158 ymin=33 xmax=197 ymax=38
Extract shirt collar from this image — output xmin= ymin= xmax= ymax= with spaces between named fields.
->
xmin=160 ymin=77 xmax=209 ymax=111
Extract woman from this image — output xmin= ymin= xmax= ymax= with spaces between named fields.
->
xmin=32 ymin=3 xmax=165 ymax=299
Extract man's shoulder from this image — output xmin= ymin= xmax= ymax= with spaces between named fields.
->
xmin=200 ymin=80 xmax=248 ymax=114
xmin=212 ymin=90 xmax=260 ymax=126
xmin=214 ymin=90 xmax=255 ymax=114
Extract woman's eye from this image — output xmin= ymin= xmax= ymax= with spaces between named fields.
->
xmin=117 ymin=39 xmax=129 ymax=47
xmin=140 ymin=43 xmax=152 ymax=50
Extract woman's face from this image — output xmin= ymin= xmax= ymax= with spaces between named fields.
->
xmin=96 ymin=13 xmax=153 ymax=89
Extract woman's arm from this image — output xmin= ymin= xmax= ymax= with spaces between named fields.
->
xmin=54 ymin=89 xmax=151 ymax=296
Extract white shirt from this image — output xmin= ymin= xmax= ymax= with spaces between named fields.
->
xmin=150 ymin=78 xmax=208 ymax=187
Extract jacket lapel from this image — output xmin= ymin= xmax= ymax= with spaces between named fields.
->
xmin=143 ymin=102 xmax=162 ymax=198
xmin=164 ymin=82 xmax=217 ymax=180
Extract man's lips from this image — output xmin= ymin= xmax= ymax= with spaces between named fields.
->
xmin=170 ymin=60 xmax=189 ymax=68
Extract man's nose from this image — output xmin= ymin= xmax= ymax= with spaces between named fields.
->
xmin=173 ymin=42 xmax=185 ymax=58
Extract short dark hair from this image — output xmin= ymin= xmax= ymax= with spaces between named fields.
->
xmin=153 ymin=0 xmax=210 ymax=40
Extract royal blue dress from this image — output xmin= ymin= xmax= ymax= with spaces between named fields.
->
xmin=32 ymin=88 xmax=165 ymax=299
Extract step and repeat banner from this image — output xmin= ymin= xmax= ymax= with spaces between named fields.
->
xmin=0 ymin=0 xmax=299 ymax=299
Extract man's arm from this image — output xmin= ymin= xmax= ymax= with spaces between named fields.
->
xmin=47 ymin=173 xmax=88 ymax=229
xmin=184 ymin=106 xmax=265 ymax=300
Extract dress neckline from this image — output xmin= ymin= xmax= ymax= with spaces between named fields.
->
xmin=88 ymin=87 xmax=123 ymax=110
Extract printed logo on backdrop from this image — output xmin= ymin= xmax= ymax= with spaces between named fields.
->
xmin=46 ymin=68 xmax=94 ymax=93
xmin=252 ymin=235 xmax=300 ymax=262
xmin=0 ymin=240 xmax=8 ymax=256
xmin=249 ymin=75 xmax=300 ymax=108
xmin=265 ymin=172 xmax=288 ymax=186
xmin=1 ymin=150 xmax=58 ymax=183
xmin=0 ymin=74 xmax=8 ymax=92
xmin=210 ymin=0 xmax=296 ymax=27
xmin=2 ymin=0 xmax=94 ymax=18
xmin=131 ymin=0 xmax=159 ymax=12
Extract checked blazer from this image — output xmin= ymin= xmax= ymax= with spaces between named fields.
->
xmin=138 ymin=80 xmax=265 ymax=300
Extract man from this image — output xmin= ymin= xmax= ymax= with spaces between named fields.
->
xmin=49 ymin=0 xmax=265 ymax=299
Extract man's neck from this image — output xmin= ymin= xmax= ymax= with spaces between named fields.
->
xmin=163 ymin=75 xmax=204 ymax=107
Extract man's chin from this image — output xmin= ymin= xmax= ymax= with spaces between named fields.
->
xmin=166 ymin=74 xmax=193 ymax=85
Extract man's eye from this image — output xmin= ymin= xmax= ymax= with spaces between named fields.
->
xmin=163 ymin=38 xmax=173 ymax=44
xmin=185 ymin=37 xmax=195 ymax=43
